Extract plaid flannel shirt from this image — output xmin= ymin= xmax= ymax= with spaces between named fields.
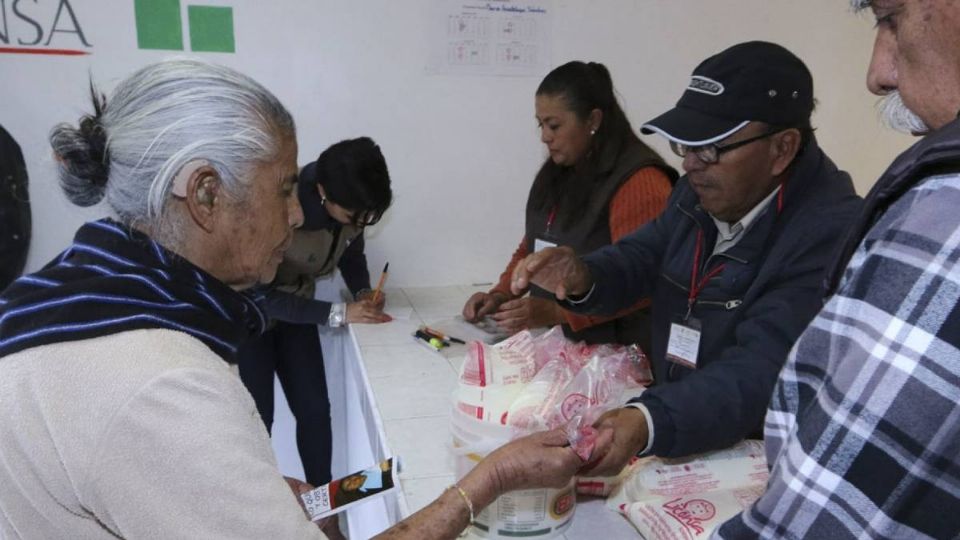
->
xmin=717 ymin=174 xmax=960 ymax=539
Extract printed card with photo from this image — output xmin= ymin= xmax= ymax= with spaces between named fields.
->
xmin=301 ymin=457 xmax=399 ymax=521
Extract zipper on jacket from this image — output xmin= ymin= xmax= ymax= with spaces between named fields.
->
xmin=711 ymin=251 xmax=748 ymax=264
xmin=696 ymin=299 xmax=743 ymax=310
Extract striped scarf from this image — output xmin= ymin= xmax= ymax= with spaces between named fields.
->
xmin=0 ymin=219 xmax=265 ymax=363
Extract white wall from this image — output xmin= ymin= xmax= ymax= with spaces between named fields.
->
xmin=2 ymin=0 xmax=913 ymax=288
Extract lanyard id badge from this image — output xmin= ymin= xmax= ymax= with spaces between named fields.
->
xmin=534 ymin=205 xmax=559 ymax=252
xmin=668 ymin=230 xmax=724 ymax=369
xmin=534 ymin=237 xmax=557 ymax=252
xmin=667 ymin=317 xmax=701 ymax=368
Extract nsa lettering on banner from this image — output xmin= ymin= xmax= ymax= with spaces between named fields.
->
xmin=0 ymin=0 xmax=91 ymax=55
xmin=0 ymin=0 xmax=238 ymax=56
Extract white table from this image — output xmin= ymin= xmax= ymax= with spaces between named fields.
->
xmin=272 ymin=282 xmax=638 ymax=539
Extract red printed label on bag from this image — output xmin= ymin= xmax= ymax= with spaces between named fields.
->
xmin=661 ymin=497 xmax=716 ymax=536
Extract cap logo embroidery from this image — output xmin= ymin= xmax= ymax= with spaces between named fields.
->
xmin=687 ymin=76 xmax=724 ymax=96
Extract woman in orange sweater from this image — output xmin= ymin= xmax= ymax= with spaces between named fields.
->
xmin=462 ymin=61 xmax=676 ymax=347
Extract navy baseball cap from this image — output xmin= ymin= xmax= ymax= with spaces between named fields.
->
xmin=641 ymin=41 xmax=814 ymax=145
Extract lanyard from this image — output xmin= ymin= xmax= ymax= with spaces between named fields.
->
xmin=545 ymin=206 xmax=557 ymax=235
xmin=687 ymin=229 xmax=725 ymax=320
xmin=683 ymin=180 xmax=786 ymax=320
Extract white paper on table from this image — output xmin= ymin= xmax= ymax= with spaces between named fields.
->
xmin=427 ymin=315 xmax=509 ymax=345
xmin=386 ymin=306 xmax=414 ymax=320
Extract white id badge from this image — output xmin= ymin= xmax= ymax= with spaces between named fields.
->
xmin=666 ymin=320 xmax=701 ymax=369
xmin=533 ymin=238 xmax=558 ymax=252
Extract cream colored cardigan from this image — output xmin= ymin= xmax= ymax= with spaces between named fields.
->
xmin=0 ymin=329 xmax=326 ymax=539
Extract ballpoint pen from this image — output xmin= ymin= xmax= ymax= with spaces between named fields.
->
xmin=372 ymin=262 xmax=389 ymax=304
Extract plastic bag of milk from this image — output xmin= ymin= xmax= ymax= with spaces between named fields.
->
xmin=618 ymin=485 xmax=765 ymax=539
xmin=456 ymin=331 xmax=538 ymax=424
xmin=459 ymin=330 xmax=538 ymax=387
xmin=503 ymin=352 xmax=580 ymax=430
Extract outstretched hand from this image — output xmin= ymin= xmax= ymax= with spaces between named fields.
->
xmin=510 ymin=246 xmax=593 ymax=300
xmin=369 ymin=429 xmax=583 ymax=540
xmin=578 ymin=407 xmax=649 ymax=477
xmin=481 ymin=428 xmax=584 ymax=494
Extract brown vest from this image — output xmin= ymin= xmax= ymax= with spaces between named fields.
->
xmin=525 ymin=138 xmax=675 ymax=345
xmin=272 ymin=225 xmax=363 ymax=300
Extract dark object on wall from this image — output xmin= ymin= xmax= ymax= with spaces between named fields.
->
xmin=0 ymin=125 xmax=31 ymax=292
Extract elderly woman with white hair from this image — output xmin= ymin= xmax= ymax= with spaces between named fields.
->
xmin=0 ymin=59 xmax=580 ymax=540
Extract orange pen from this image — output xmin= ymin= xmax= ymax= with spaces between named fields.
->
xmin=372 ymin=262 xmax=389 ymax=304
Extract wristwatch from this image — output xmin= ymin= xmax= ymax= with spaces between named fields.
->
xmin=329 ymin=302 xmax=347 ymax=327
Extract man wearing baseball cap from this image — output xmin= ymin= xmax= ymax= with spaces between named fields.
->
xmin=509 ymin=41 xmax=862 ymax=467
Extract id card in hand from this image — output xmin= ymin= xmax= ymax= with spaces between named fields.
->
xmin=301 ymin=457 xmax=398 ymax=521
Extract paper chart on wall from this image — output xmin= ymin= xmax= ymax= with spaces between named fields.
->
xmin=426 ymin=0 xmax=552 ymax=77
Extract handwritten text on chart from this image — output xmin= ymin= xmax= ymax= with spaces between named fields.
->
xmin=464 ymin=4 xmax=547 ymax=14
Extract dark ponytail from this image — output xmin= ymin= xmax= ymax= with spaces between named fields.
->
xmin=529 ymin=61 xmax=643 ymax=228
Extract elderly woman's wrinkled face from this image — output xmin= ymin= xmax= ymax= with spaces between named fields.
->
xmin=219 ymin=135 xmax=302 ymax=288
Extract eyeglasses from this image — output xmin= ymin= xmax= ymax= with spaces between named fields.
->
xmin=351 ymin=209 xmax=383 ymax=227
xmin=669 ymin=128 xmax=785 ymax=164
xmin=321 ymin=194 xmax=383 ymax=227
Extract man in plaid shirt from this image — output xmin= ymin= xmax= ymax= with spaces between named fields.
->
xmin=717 ymin=1 xmax=960 ymax=537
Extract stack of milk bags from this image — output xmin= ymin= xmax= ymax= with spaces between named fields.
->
xmin=606 ymin=440 xmax=769 ymax=538
xmin=454 ymin=326 xmax=652 ymax=433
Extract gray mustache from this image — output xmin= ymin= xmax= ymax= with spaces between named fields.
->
xmin=878 ymin=91 xmax=929 ymax=134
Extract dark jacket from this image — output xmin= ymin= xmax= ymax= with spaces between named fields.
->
xmin=825 ymin=117 xmax=960 ymax=297
xmin=0 ymin=125 xmax=30 ymax=292
xmin=257 ymin=166 xmax=370 ymax=326
xmin=526 ymin=137 xmax=676 ymax=346
xmin=260 ymin=229 xmax=368 ymax=325
xmin=569 ymin=138 xmax=862 ymax=457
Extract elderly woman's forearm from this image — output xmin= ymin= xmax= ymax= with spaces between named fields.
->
xmin=372 ymin=465 xmax=498 ymax=540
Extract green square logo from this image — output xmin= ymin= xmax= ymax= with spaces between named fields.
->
xmin=188 ymin=6 xmax=235 ymax=53
xmin=134 ymin=0 xmax=184 ymax=50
